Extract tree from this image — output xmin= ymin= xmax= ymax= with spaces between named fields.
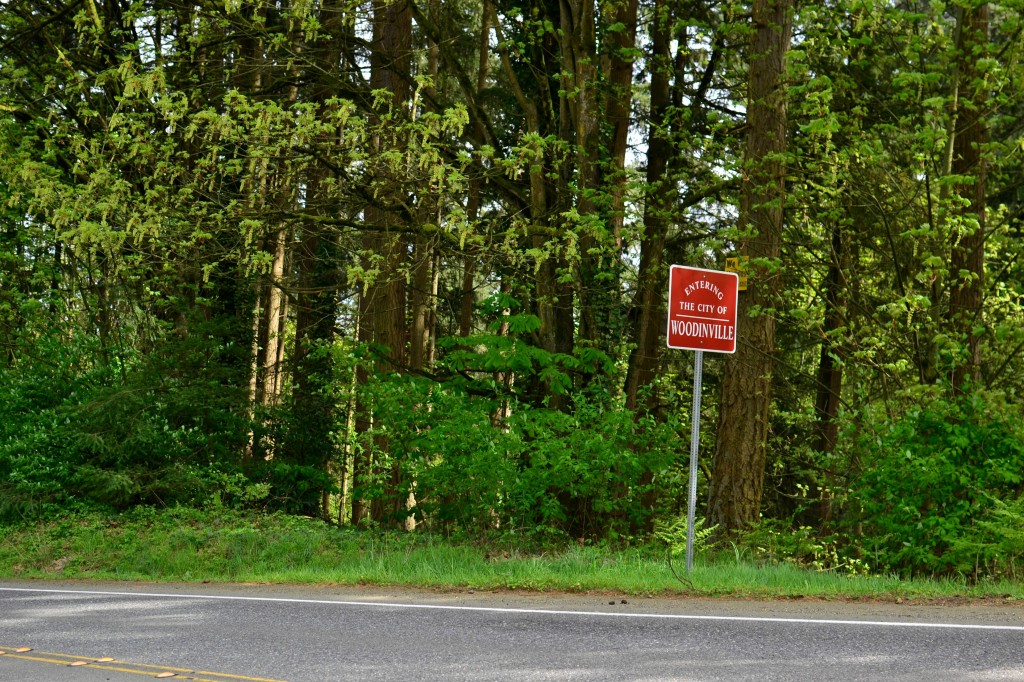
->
xmin=948 ymin=0 xmax=989 ymax=391
xmin=708 ymin=0 xmax=791 ymax=531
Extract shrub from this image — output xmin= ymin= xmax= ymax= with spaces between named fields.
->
xmin=0 ymin=325 xmax=256 ymax=522
xmin=357 ymin=372 xmax=681 ymax=542
xmin=846 ymin=393 xmax=1024 ymax=577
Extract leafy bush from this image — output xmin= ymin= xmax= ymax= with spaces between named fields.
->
xmin=846 ymin=394 xmax=1024 ymax=577
xmin=730 ymin=520 xmax=868 ymax=575
xmin=339 ymin=301 xmax=686 ymax=541
xmin=0 ymin=325 xmax=257 ymax=522
xmin=361 ymin=374 xmax=518 ymax=531
xmin=501 ymin=396 xmax=678 ymax=540
xmin=364 ymin=378 xmax=675 ymax=532
xmin=358 ymin=369 xmax=681 ymax=541
xmin=951 ymin=494 xmax=1024 ymax=580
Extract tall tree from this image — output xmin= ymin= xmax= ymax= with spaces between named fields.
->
xmin=353 ymin=0 xmax=414 ymax=525
xmin=625 ymin=0 xmax=673 ymax=413
xmin=708 ymin=0 xmax=791 ymax=531
xmin=949 ymin=0 xmax=989 ymax=391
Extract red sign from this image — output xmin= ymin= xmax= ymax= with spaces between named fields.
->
xmin=666 ymin=265 xmax=739 ymax=353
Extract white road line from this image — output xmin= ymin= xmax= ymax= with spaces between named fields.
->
xmin=2 ymin=586 xmax=1022 ymax=631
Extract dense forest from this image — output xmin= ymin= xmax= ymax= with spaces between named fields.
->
xmin=2 ymin=0 xmax=1023 ymax=577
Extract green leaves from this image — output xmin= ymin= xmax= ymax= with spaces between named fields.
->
xmin=848 ymin=394 xmax=1024 ymax=576
xmin=654 ymin=515 xmax=718 ymax=558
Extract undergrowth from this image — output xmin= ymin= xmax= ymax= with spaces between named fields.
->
xmin=1 ymin=508 xmax=1022 ymax=602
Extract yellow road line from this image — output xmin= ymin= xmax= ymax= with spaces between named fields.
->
xmin=73 ymin=657 xmax=291 ymax=681
xmin=2 ymin=652 xmax=92 ymax=666
xmin=0 ymin=646 xmax=288 ymax=681
xmin=195 ymin=671 xmax=290 ymax=682
xmin=0 ymin=652 xmax=205 ymax=679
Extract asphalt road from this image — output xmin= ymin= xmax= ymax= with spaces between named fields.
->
xmin=2 ymin=580 xmax=1024 ymax=681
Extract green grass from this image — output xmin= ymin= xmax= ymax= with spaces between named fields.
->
xmin=1 ymin=508 xmax=1021 ymax=602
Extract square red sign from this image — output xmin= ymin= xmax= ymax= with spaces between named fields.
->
xmin=666 ymin=265 xmax=739 ymax=353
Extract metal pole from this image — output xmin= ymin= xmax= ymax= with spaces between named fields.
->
xmin=686 ymin=350 xmax=704 ymax=573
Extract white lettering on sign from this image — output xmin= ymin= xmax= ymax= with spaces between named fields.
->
xmin=683 ymin=279 xmax=725 ymax=300
xmin=669 ymin=319 xmax=736 ymax=341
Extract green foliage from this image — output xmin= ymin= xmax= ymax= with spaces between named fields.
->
xmin=0 ymin=329 xmax=105 ymax=519
xmin=653 ymin=514 xmax=718 ymax=557
xmin=438 ymin=296 xmax=616 ymax=403
xmin=356 ymin=357 xmax=680 ymax=541
xmin=731 ymin=520 xmax=869 ymax=575
xmin=950 ymin=494 xmax=1024 ymax=581
xmin=0 ymin=320 xmax=257 ymax=522
xmin=847 ymin=394 xmax=1024 ymax=577
xmin=503 ymin=397 xmax=678 ymax=539
xmin=354 ymin=373 xmax=509 ymax=529
xmin=254 ymin=460 xmax=337 ymax=515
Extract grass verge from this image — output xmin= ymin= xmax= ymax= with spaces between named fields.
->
xmin=0 ymin=508 xmax=1021 ymax=603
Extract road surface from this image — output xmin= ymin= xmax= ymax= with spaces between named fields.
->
xmin=2 ymin=581 xmax=1023 ymax=680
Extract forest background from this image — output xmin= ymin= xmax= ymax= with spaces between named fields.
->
xmin=2 ymin=0 xmax=1024 ymax=580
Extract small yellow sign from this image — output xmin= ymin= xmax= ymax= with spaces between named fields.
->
xmin=725 ymin=257 xmax=748 ymax=291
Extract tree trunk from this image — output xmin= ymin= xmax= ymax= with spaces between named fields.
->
xmin=949 ymin=2 xmax=988 ymax=392
xmin=353 ymin=0 xmax=412 ymax=526
xmin=603 ymin=0 xmax=639 ymax=243
xmin=459 ymin=1 xmax=492 ymax=338
xmin=813 ymin=219 xmax=847 ymax=526
xmin=562 ymin=0 xmax=603 ymax=344
xmin=814 ymin=222 xmax=846 ymax=456
xmin=261 ymin=228 xmax=288 ymax=405
xmin=624 ymin=0 xmax=672 ymax=414
xmin=708 ymin=0 xmax=791 ymax=532
xmin=494 ymin=6 xmax=573 ymax=401
xmin=279 ymin=0 xmax=352 ymax=515
xmin=287 ymin=197 xmax=340 ymax=516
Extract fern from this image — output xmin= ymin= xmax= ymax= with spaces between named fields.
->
xmin=653 ymin=514 xmax=718 ymax=557
xmin=653 ymin=514 xmax=718 ymax=588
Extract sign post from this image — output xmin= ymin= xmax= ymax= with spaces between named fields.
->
xmin=666 ymin=265 xmax=739 ymax=572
